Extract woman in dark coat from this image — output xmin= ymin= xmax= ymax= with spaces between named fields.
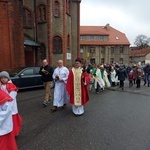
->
xmin=116 ymin=64 xmax=127 ymax=90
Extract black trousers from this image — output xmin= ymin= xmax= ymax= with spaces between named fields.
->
xmin=112 ymin=82 xmax=115 ymax=87
xmin=133 ymin=79 xmax=136 ymax=84
xmin=136 ymin=79 xmax=141 ymax=88
xmin=120 ymin=80 xmax=124 ymax=88
xmin=129 ymin=81 xmax=133 ymax=87
xmin=95 ymin=82 xmax=100 ymax=92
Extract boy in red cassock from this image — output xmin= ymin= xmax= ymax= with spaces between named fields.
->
xmin=0 ymin=89 xmax=18 ymax=150
xmin=0 ymin=71 xmax=22 ymax=137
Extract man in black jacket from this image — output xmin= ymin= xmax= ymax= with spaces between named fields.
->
xmin=39 ymin=59 xmax=54 ymax=107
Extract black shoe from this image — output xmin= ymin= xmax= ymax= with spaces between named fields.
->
xmin=62 ymin=104 xmax=67 ymax=109
xmin=51 ymin=106 xmax=57 ymax=112
xmin=47 ymin=99 xmax=51 ymax=103
xmin=43 ymin=101 xmax=47 ymax=107
xmin=74 ymin=113 xmax=83 ymax=117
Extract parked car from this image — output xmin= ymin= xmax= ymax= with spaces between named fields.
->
xmin=9 ymin=67 xmax=43 ymax=89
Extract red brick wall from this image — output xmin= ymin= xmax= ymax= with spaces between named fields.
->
xmin=0 ymin=0 xmax=24 ymax=71
xmin=13 ymin=1 xmax=25 ymax=68
xmin=0 ymin=1 xmax=11 ymax=70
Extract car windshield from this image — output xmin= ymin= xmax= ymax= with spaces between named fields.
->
xmin=9 ymin=68 xmax=23 ymax=77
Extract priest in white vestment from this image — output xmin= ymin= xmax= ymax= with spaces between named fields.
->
xmin=51 ymin=60 xmax=69 ymax=112
xmin=94 ymin=65 xmax=105 ymax=93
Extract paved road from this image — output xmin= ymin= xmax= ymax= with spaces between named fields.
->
xmin=17 ymin=84 xmax=150 ymax=150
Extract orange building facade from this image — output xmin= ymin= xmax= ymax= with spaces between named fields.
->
xmin=80 ymin=24 xmax=130 ymax=66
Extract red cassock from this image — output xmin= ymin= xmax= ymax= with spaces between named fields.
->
xmin=0 ymin=89 xmax=18 ymax=150
xmin=12 ymin=114 xmax=22 ymax=137
xmin=0 ymin=132 xmax=18 ymax=150
xmin=0 ymin=89 xmax=12 ymax=104
xmin=66 ymin=69 xmax=90 ymax=106
xmin=6 ymin=83 xmax=22 ymax=137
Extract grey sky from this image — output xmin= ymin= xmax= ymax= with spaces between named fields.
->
xmin=80 ymin=0 xmax=150 ymax=45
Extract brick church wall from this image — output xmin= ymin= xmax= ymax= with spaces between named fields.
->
xmin=0 ymin=0 xmax=24 ymax=70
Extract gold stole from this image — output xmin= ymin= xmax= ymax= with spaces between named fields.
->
xmin=72 ymin=68 xmax=82 ymax=106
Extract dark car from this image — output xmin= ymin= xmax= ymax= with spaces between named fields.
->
xmin=10 ymin=67 xmax=43 ymax=89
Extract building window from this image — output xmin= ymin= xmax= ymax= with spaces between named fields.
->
xmin=80 ymin=36 xmax=84 ymax=40
xmin=90 ymin=36 xmax=94 ymax=40
xmin=120 ymin=58 xmax=123 ymax=63
xmin=53 ymin=36 xmax=62 ymax=54
xmin=101 ymin=47 xmax=105 ymax=54
xmin=101 ymin=58 xmax=105 ymax=64
xmin=110 ymin=58 xmax=114 ymax=63
xmin=23 ymin=8 xmax=32 ymax=28
xmin=66 ymin=0 xmax=71 ymax=14
xmin=120 ymin=46 xmax=124 ymax=53
xmin=111 ymin=47 xmax=114 ymax=53
xmin=38 ymin=5 xmax=46 ymax=22
xmin=54 ymin=1 xmax=60 ymax=17
xmin=99 ymin=36 xmax=107 ymax=41
xmin=40 ymin=44 xmax=46 ymax=59
xmin=67 ymin=34 xmax=70 ymax=48
xmin=90 ymin=58 xmax=95 ymax=64
xmin=80 ymin=47 xmax=84 ymax=54
xmin=90 ymin=47 xmax=95 ymax=53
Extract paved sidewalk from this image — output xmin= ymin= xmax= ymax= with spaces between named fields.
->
xmin=107 ymin=80 xmax=150 ymax=96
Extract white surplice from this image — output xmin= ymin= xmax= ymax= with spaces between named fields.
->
xmin=1 ymin=84 xmax=18 ymax=115
xmin=53 ymin=66 xmax=69 ymax=107
xmin=72 ymin=105 xmax=84 ymax=115
xmin=94 ymin=68 xmax=105 ymax=89
xmin=0 ymin=101 xmax=13 ymax=135
xmin=111 ymin=70 xmax=117 ymax=82
xmin=103 ymin=70 xmax=111 ymax=87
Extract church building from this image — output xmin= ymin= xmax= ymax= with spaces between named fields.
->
xmin=0 ymin=0 xmax=81 ymax=70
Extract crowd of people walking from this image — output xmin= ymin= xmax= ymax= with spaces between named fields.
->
xmin=87 ymin=62 xmax=150 ymax=91
xmin=39 ymin=58 xmax=90 ymax=116
xmin=39 ymin=58 xmax=150 ymax=118
xmin=39 ymin=58 xmax=150 ymax=111
xmin=0 ymin=56 xmax=150 ymax=150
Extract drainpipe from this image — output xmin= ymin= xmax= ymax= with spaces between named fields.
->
xmin=34 ymin=0 xmax=38 ymax=65
xmin=34 ymin=0 xmax=37 ymax=42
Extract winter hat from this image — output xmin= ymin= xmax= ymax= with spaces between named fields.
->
xmin=75 ymin=56 xmax=82 ymax=63
xmin=0 ymin=71 xmax=10 ymax=80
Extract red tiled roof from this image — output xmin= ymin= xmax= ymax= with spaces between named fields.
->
xmin=80 ymin=25 xmax=130 ymax=45
xmin=130 ymin=48 xmax=150 ymax=57
xmin=80 ymin=26 xmax=109 ymax=36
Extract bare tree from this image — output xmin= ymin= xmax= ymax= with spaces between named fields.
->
xmin=134 ymin=34 xmax=150 ymax=49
